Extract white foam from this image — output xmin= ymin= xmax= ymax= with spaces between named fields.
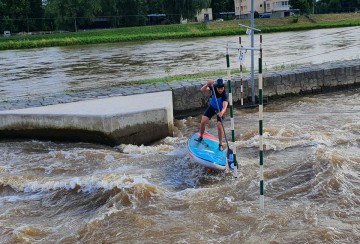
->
xmin=116 ymin=143 xmax=175 ymax=155
xmin=104 ymin=154 xmax=114 ymax=162
xmin=17 ymin=174 xmax=154 ymax=193
xmin=0 ymin=193 xmax=43 ymax=205
xmin=224 ymin=196 xmax=234 ymax=203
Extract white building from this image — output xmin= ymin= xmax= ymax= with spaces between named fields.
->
xmin=196 ymin=8 xmax=213 ymax=22
xmin=181 ymin=8 xmax=213 ymax=23
xmin=234 ymin=0 xmax=291 ymax=19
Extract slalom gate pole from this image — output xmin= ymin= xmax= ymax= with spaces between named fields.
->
xmin=239 ymin=37 xmax=244 ymax=106
xmin=258 ymin=34 xmax=264 ymax=209
xmin=226 ymin=48 xmax=239 ymax=177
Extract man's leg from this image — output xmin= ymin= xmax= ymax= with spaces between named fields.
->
xmin=217 ymin=120 xmax=224 ymax=145
xmin=199 ymin=115 xmax=209 ymax=138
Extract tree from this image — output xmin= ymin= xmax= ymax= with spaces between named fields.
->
xmin=210 ymin=0 xmax=235 ymax=20
xmin=165 ymin=0 xmax=211 ymax=23
xmin=117 ymin=0 xmax=148 ymax=27
xmin=210 ymin=0 xmax=234 ymax=14
xmin=316 ymin=0 xmax=359 ymax=13
xmin=146 ymin=0 xmax=166 ymax=13
xmin=44 ymin=0 xmax=101 ymax=31
xmin=289 ymin=0 xmax=311 ymax=14
xmin=0 ymin=0 xmax=29 ymax=32
xmin=339 ymin=0 xmax=358 ymax=12
xmin=328 ymin=0 xmax=342 ymax=12
xmin=27 ymin=0 xmax=43 ymax=31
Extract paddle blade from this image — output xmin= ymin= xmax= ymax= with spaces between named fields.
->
xmin=227 ymin=148 xmax=233 ymax=157
xmin=227 ymin=149 xmax=235 ymax=170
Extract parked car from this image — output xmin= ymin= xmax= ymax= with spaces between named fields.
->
xmin=3 ymin=31 xmax=11 ymax=37
xmin=259 ymin=13 xmax=272 ymax=18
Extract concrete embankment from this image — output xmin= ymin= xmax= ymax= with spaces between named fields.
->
xmin=0 ymin=91 xmax=173 ymax=146
xmin=172 ymin=59 xmax=360 ymax=117
xmin=0 ymin=59 xmax=359 ymax=145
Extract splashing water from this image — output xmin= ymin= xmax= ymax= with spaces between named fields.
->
xmin=1 ymin=89 xmax=360 ymax=243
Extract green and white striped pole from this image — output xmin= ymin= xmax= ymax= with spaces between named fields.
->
xmin=226 ymin=47 xmax=239 ymax=177
xmin=258 ymin=35 xmax=264 ymax=209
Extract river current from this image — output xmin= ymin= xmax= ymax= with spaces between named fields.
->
xmin=1 ymin=89 xmax=359 ymax=243
xmin=0 ymin=27 xmax=360 ymax=243
xmin=1 ymin=26 xmax=360 ymax=101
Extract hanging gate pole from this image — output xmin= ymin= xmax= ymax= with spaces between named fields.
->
xmin=258 ymin=35 xmax=264 ymax=209
xmin=239 ymin=37 xmax=244 ymax=106
xmin=226 ymin=46 xmax=239 ymax=178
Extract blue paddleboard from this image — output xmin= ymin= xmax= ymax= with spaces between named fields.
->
xmin=187 ymin=132 xmax=227 ymax=170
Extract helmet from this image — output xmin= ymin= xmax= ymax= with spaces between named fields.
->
xmin=216 ymin=78 xmax=224 ymax=88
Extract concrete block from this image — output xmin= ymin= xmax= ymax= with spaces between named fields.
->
xmin=0 ymin=91 xmax=173 ymax=146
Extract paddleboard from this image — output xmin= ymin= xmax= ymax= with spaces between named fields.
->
xmin=187 ymin=132 xmax=227 ymax=171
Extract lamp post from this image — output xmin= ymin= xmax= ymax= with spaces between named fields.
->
xmin=250 ymin=0 xmax=255 ymax=104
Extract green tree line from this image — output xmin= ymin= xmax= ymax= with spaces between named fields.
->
xmin=316 ymin=0 xmax=360 ymax=14
xmin=0 ymin=0 xmax=235 ymax=33
xmin=290 ymin=0 xmax=360 ymax=14
xmin=1 ymin=0 xmax=358 ymax=33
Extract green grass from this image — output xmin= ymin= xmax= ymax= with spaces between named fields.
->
xmin=1 ymin=13 xmax=360 ymax=51
xmin=124 ymin=68 xmax=248 ymax=86
xmin=1 ymin=13 xmax=359 ymax=86
xmin=0 ymin=23 xmax=210 ymax=50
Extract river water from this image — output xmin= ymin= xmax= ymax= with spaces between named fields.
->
xmin=1 ymin=89 xmax=359 ymax=243
xmin=0 ymin=27 xmax=360 ymax=243
xmin=1 ymin=26 xmax=360 ymax=102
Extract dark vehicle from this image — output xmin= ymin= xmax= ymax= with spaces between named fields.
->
xmin=259 ymin=13 xmax=272 ymax=18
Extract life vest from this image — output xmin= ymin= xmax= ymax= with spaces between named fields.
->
xmin=209 ymin=92 xmax=223 ymax=111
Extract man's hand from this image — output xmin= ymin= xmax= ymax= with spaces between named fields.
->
xmin=218 ymin=101 xmax=228 ymax=118
xmin=217 ymin=110 xmax=224 ymax=118
xmin=207 ymin=80 xmax=214 ymax=86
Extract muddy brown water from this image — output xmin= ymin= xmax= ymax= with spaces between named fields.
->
xmin=0 ymin=89 xmax=359 ymax=243
xmin=0 ymin=26 xmax=359 ymax=243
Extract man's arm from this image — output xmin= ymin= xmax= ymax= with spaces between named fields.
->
xmin=218 ymin=101 xmax=228 ymax=118
xmin=200 ymin=80 xmax=213 ymax=93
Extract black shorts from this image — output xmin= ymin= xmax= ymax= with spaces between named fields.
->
xmin=204 ymin=106 xmax=224 ymax=122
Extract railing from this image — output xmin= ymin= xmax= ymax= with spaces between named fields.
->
xmin=272 ymin=6 xmax=290 ymax=11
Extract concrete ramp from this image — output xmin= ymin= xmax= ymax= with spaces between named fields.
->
xmin=0 ymin=91 xmax=173 ymax=146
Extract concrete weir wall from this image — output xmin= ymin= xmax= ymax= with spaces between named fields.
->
xmin=0 ymin=60 xmax=359 ymax=145
xmin=0 ymin=91 xmax=173 ymax=146
xmin=172 ymin=59 xmax=360 ymax=117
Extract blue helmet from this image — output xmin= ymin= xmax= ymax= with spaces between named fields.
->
xmin=216 ymin=78 xmax=224 ymax=88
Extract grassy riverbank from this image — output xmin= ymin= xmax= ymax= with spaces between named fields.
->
xmin=0 ymin=13 xmax=359 ymax=51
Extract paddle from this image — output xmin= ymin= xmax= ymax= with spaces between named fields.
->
xmin=210 ymin=84 xmax=235 ymax=170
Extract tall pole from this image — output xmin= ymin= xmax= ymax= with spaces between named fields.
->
xmin=251 ymin=0 xmax=255 ymax=104
xmin=259 ymin=35 xmax=264 ymax=209
xmin=226 ymin=46 xmax=239 ymax=178
xmin=313 ymin=0 xmax=315 ymax=14
xmin=239 ymin=37 xmax=244 ymax=106
xmin=237 ymin=21 xmax=263 ymax=208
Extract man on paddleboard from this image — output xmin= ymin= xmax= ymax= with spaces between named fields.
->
xmin=195 ymin=78 xmax=229 ymax=151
